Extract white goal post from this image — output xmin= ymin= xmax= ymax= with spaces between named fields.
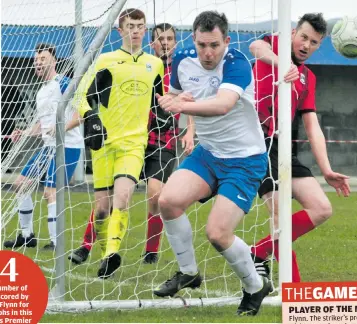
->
xmin=1 ymin=0 xmax=292 ymax=313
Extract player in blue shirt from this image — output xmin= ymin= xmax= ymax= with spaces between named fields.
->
xmin=153 ymin=11 xmax=271 ymax=316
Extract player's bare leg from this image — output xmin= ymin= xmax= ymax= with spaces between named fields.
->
xmin=206 ymin=195 xmax=271 ymax=316
xmin=292 ymin=177 xmax=332 ymax=225
xmin=253 ymin=177 xmax=332 ymax=282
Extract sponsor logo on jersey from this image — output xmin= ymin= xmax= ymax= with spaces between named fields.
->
xmin=189 ymin=77 xmax=199 ymax=82
xmin=300 ymin=73 xmax=305 ymax=85
xmin=209 ymin=76 xmax=220 ymax=89
xmin=120 ymin=80 xmax=149 ymax=96
xmin=146 ymin=63 xmax=152 ymax=72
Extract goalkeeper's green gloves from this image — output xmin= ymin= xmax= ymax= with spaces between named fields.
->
xmin=83 ymin=110 xmax=107 ymax=151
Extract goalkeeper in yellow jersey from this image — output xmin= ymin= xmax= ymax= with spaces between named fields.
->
xmin=75 ymin=8 xmax=164 ymax=278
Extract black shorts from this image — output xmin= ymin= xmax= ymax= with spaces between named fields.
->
xmin=140 ymin=146 xmax=177 ymax=184
xmin=258 ymin=137 xmax=313 ymax=198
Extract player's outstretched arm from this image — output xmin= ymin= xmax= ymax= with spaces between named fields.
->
xmin=158 ymin=89 xmax=239 ymax=117
xmin=250 ymin=39 xmax=299 ymax=82
xmin=249 ymin=39 xmax=278 ymax=66
xmin=12 ymin=122 xmax=42 ymax=142
xmin=46 ymin=111 xmax=83 ymax=137
xmin=302 ymin=112 xmax=350 ymax=197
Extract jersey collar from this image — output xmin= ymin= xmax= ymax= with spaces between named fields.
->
xmin=119 ymin=48 xmax=144 ymax=61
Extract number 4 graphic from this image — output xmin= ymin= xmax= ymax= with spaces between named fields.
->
xmin=0 ymin=258 xmax=19 ymax=282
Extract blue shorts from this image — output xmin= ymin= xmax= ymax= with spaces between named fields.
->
xmin=21 ymin=147 xmax=81 ymax=188
xmin=177 ymin=145 xmax=268 ymax=213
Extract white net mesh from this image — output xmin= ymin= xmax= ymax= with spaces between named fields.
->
xmin=1 ymin=0 xmax=281 ymax=312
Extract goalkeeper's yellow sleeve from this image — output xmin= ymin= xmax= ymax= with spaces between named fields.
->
xmin=73 ymin=57 xmax=105 ymax=117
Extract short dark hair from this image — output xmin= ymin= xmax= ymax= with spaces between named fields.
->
xmin=35 ymin=43 xmax=56 ymax=59
xmin=151 ymin=23 xmax=176 ymax=42
xmin=296 ymin=13 xmax=327 ymax=37
xmin=193 ymin=11 xmax=228 ymax=38
xmin=119 ymin=8 xmax=146 ymax=28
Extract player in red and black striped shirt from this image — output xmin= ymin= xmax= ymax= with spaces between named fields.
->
xmin=250 ymin=13 xmax=350 ymax=282
xmin=68 ymin=23 xmax=195 ymax=266
xmin=141 ymin=23 xmax=195 ymax=264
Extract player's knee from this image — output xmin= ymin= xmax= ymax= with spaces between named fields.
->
xmin=206 ymin=226 xmax=229 ymax=250
xmin=43 ymin=187 xmax=55 ymax=200
xmin=115 ymin=192 xmax=131 ymax=210
xmin=95 ymin=209 xmax=110 ymax=220
xmin=313 ymin=199 xmax=333 ymax=225
xmin=13 ymin=180 xmax=22 ymax=192
xmin=158 ymin=193 xmax=172 ymax=212
xmin=272 ymin=209 xmax=279 ymax=229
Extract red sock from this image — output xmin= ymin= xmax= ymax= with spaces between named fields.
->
xmin=252 ymin=210 xmax=314 ymax=282
xmin=252 ymin=210 xmax=315 ymax=258
xmin=252 ymin=235 xmax=272 ymax=260
xmin=291 ymin=210 xmax=315 ymax=241
xmin=145 ymin=213 xmax=163 ymax=253
xmin=82 ymin=209 xmax=96 ymax=251
xmin=273 ymin=244 xmax=301 ymax=282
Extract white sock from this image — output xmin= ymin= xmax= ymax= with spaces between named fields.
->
xmin=221 ymin=236 xmax=263 ymax=294
xmin=18 ymin=194 xmax=34 ymax=238
xmin=47 ymin=202 xmax=57 ymax=245
xmin=163 ymin=213 xmax=198 ymax=275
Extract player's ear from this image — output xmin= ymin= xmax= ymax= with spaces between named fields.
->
xmin=224 ymin=35 xmax=231 ymax=46
xmin=291 ymin=28 xmax=297 ymax=39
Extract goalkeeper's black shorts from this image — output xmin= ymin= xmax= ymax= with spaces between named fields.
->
xmin=140 ymin=145 xmax=177 ymax=184
xmin=258 ymin=137 xmax=313 ymax=198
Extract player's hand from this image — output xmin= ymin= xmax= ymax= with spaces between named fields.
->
xmin=324 ymin=171 xmax=350 ymax=197
xmin=181 ymin=131 xmax=195 ymax=155
xmin=11 ymin=129 xmax=23 ymax=143
xmin=156 ymin=93 xmax=194 ymax=114
xmin=83 ymin=110 xmax=107 ymax=151
xmin=284 ymin=63 xmax=299 ymax=83
xmin=156 ymin=93 xmax=182 ymax=113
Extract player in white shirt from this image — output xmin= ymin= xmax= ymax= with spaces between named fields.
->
xmin=4 ymin=43 xmax=84 ymax=251
xmin=153 ymin=11 xmax=271 ymax=316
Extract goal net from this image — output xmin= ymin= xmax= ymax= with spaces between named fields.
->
xmin=1 ymin=0 xmax=285 ymax=313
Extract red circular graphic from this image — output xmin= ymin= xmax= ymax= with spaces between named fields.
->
xmin=0 ymin=251 xmax=48 ymax=324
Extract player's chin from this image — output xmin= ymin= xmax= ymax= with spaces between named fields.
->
xmin=296 ymin=53 xmax=309 ymax=62
xmin=131 ymin=38 xmax=142 ymax=45
xmin=202 ymin=63 xmax=215 ymax=70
